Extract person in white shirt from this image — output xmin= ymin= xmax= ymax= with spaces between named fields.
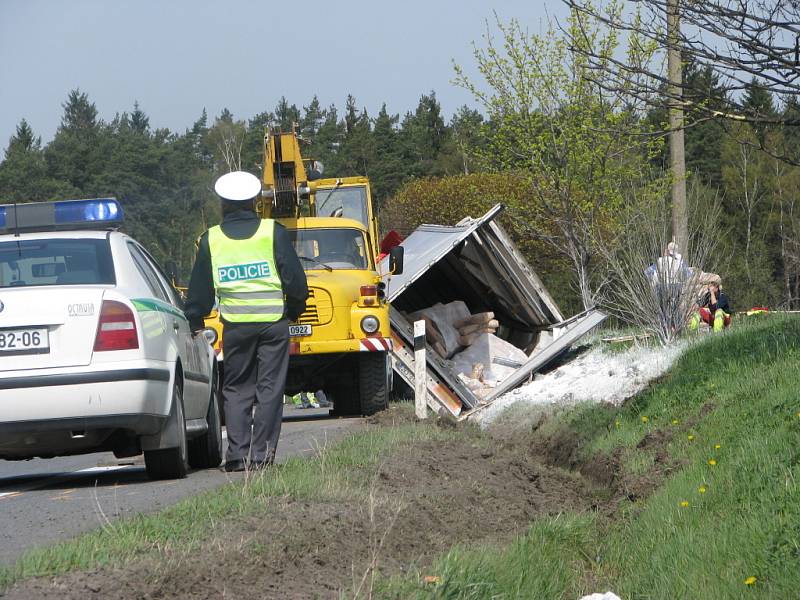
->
xmin=645 ymin=242 xmax=692 ymax=332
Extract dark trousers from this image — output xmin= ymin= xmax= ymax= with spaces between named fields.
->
xmin=222 ymin=319 xmax=289 ymax=464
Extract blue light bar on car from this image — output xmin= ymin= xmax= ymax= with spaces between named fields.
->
xmin=0 ymin=198 xmax=123 ymax=234
xmin=54 ymin=199 xmax=122 ymax=223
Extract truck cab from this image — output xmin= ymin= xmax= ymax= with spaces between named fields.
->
xmin=279 ymin=216 xmax=394 ymax=414
xmin=258 ymin=130 xmax=401 ymax=414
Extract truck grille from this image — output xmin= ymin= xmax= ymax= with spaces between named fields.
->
xmin=296 ymin=287 xmax=333 ymax=325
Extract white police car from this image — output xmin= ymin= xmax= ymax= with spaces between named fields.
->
xmin=0 ymin=199 xmax=221 ymax=479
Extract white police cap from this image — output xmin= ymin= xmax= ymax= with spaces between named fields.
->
xmin=214 ymin=171 xmax=262 ymax=202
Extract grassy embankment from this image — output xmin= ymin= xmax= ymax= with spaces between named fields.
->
xmin=381 ymin=315 xmax=800 ymax=599
xmin=2 ymin=315 xmax=799 ymax=599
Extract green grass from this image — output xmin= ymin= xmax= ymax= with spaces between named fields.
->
xmin=0 ymin=407 xmax=459 ymax=590
xmin=380 ymin=316 xmax=800 ymax=599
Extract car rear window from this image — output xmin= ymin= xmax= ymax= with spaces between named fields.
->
xmin=0 ymin=238 xmax=115 ymax=288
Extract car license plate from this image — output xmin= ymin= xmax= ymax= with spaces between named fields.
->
xmin=0 ymin=328 xmax=49 ymax=353
xmin=289 ymin=324 xmax=312 ymax=337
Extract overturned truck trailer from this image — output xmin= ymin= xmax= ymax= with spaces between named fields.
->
xmin=383 ymin=204 xmax=606 ymax=419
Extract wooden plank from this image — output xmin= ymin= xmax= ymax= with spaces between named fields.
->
xmin=601 ymin=333 xmax=653 ymax=343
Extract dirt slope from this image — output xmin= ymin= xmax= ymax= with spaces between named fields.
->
xmin=6 ymin=408 xmax=628 ymax=599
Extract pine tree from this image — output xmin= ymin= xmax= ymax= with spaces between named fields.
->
xmin=445 ymin=105 xmax=485 ymax=175
xmin=397 ymin=92 xmax=449 ymax=177
xmin=370 ymin=104 xmax=405 ymax=203
xmin=274 ymin=97 xmax=300 ymax=131
xmin=130 ymin=101 xmax=150 ymax=135
xmin=46 ymin=89 xmax=103 ymax=190
xmin=743 ymin=77 xmax=777 ymax=143
xmin=60 ymin=89 xmax=99 ymax=132
xmin=300 ymin=96 xmax=325 ymax=140
xmin=242 ymin=110 xmax=274 ymax=172
xmin=344 ymin=95 xmax=359 ymax=135
xmin=647 ymin=60 xmax=728 ymax=188
xmin=337 ymin=100 xmax=371 ymax=176
xmin=308 ymin=104 xmax=344 ymax=174
xmin=783 ymin=97 xmax=800 ymax=162
xmin=4 ymin=119 xmax=38 ymax=158
xmin=0 ymin=119 xmax=69 ymax=201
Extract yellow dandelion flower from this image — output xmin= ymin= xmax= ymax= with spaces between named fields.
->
xmin=672 ymin=419 xmax=679 ymax=425
xmin=708 ymin=459 xmax=717 ymax=466
xmin=744 ymin=576 xmax=757 ymax=586
xmin=615 ymin=421 xmax=621 ymax=428
xmin=714 ymin=444 xmax=721 ymax=449
xmin=688 ymin=435 xmax=695 ymax=441
xmin=641 ymin=416 xmax=649 ymax=423
xmin=698 ymin=486 xmax=707 ymax=493
xmin=680 ymin=500 xmax=689 ymax=507
xmin=423 ymin=575 xmax=442 ymax=585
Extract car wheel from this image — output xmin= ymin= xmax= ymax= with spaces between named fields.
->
xmin=144 ymin=382 xmax=188 ymax=480
xmin=188 ymin=377 xmax=223 ymax=469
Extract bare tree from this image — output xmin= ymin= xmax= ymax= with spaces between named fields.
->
xmin=723 ymin=131 xmax=766 ymax=285
xmin=207 ymin=116 xmax=247 ymax=173
xmin=599 ymin=180 xmax=723 ymax=344
xmin=563 ymin=0 xmax=800 ymax=162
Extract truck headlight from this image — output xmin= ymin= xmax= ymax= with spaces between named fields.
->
xmin=360 ymin=316 xmax=380 ymax=334
xmin=202 ymin=328 xmax=218 ymax=345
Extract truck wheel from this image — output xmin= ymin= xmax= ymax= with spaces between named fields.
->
xmin=188 ymin=377 xmax=223 ymax=469
xmin=358 ymin=352 xmax=390 ymax=416
xmin=144 ymin=383 xmax=189 ymax=480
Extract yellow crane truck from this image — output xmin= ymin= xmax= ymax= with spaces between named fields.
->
xmin=205 ymin=129 xmax=403 ymax=415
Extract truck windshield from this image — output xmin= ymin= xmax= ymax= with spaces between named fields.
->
xmin=289 ymin=228 xmax=370 ymax=271
xmin=0 ymin=238 xmax=115 ymax=287
xmin=314 ymin=185 xmax=369 ymax=229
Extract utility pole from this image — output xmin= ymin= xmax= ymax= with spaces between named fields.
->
xmin=667 ymin=0 xmax=688 ymax=252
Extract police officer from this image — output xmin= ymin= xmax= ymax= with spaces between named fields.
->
xmin=184 ymin=171 xmax=308 ymax=472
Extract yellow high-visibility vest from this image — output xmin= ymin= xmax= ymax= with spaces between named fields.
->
xmin=208 ymin=219 xmax=284 ymax=323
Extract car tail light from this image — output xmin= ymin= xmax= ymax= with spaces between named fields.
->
xmin=359 ymin=285 xmax=377 ymax=307
xmin=94 ymin=300 xmax=139 ymax=351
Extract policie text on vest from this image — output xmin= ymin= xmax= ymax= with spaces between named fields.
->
xmin=217 ymin=261 xmax=273 ymax=283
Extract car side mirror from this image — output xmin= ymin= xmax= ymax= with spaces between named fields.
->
xmin=388 ymin=246 xmax=404 ymax=275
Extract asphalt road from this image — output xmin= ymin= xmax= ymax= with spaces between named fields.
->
xmin=0 ymin=407 xmax=362 ymax=565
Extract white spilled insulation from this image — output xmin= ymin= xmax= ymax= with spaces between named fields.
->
xmin=475 ymin=341 xmax=688 ymax=426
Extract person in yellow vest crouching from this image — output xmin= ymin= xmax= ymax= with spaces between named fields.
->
xmin=184 ymin=171 xmax=308 ymax=472
xmin=689 ymin=282 xmax=732 ymax=333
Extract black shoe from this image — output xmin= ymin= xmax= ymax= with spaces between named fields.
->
xmin=223 ymin=458 xmax=246 ymax=472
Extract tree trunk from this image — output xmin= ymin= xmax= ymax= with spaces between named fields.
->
xmin=577 ymin=252 xmax=594 ymax=310
xmin=779 ymin=190 xmax=791 ymax=307
xmin=667 ymin=0 xmax=688 ymax=253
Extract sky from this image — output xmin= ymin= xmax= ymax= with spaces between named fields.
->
xmin=0 ymin=0 xmax=566 ymax=152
